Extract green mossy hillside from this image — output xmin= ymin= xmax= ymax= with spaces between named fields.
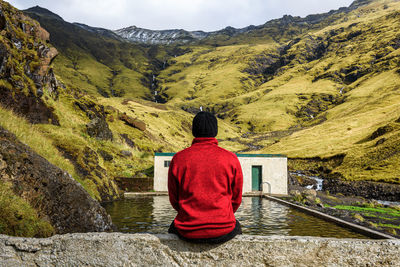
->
xmin=0 ymin=0 xmax=399 ymax=222
xmin=155 ymin=0 xmax=400 ymax=183
xmin=26 ymin=0 xmax=400 ymax=185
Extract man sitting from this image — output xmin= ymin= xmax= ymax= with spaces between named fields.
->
xmin=168 ymin=111 xmax=243 ymax=243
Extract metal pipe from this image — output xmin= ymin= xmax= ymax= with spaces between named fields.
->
xmin=262 ymin=181 xmax=271 ymax=195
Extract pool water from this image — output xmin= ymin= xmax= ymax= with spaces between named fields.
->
xmin=103 ymin=196 xmax=368 ymax=239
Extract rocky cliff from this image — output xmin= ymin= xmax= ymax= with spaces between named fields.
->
xmin=0 ymin=1 xmax=60 ymax=125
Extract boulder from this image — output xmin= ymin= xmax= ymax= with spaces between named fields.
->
xmin=121 ymin=150 xmax=132 ymax=157
xmin=303 ymin=189 xmax=317 ymax=198
xmin=119 ymin=113 xmax=146 ymax=131
xmin=0 ymin=5 xmax=60 ymax=125
xmin=0 ymin=127 xmax=113 ymax=233
xmin=289 ymin=190 xmax=301 ymax=197
xmin=98 ymin=149 xmax=113 ymax=161
xmin=303 ymin=189 xmax=317 ymax=203
xmin=86 ymin=117 xmax=113 ymax=140
xmin=120 ymin=133 xmax=135 ymax=148
xmin=369 ymin=125 xmax=393 ymax=140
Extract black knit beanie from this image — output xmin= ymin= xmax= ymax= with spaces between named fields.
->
xmin=192 ymin=111 xmax=218 ymax=138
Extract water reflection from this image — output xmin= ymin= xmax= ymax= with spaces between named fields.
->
xmin=103 ymin=196 xmax=368 ymax=239
xmin=152 ymin=195 xmax=177 ymax=230
xmin=236 ymin=197 xmax=289 ymax=236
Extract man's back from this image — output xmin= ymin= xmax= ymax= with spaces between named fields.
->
xmin=168 ymin=137 xmax=243 ymax=239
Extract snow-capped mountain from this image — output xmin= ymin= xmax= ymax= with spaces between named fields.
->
xmin=113 ymin=26 xmax=209 ymax=45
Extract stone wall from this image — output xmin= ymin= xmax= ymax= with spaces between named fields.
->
xmin=115 ymin=177 xmax=154 ymax=192
xmin=1 ymin=233 xmax=399 ymax=266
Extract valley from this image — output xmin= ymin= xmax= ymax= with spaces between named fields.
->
xmin=0 ymin=0 xmax=399 ymax=237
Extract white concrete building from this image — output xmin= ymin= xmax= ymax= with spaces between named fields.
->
xmin=154 ymin=153 xmax=287 ymax=196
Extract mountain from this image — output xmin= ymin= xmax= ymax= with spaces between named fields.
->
xmin=153 ymin=0 xmax=400 ymax=187
xmin=113 ymin=25 xmax=262 ymax=45
xmin=73 ymin=22 xmax=124 ymax=41
xmin=114 ymin=26 xmax=208 ymax=44
xmin=1 ymin=0 xmax=400 ymax=237
xmin=16 ymin=0 xmax=400 ymax=188
xmin=113 ymin=0 xmax=374 ymax=45
xmin=24 ymin=6 xmax=153 ymax=99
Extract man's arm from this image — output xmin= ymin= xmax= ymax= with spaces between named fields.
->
xmin=168 ymin=157 xmax=179 ymax=211
xmin=231 ymin=157 xmax=243 ymax=213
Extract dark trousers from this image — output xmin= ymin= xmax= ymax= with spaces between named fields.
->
xmin=168 ymin=220 xmax=242 ymax=244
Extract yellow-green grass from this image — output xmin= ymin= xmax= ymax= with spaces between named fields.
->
xmin=262 ymin=71 xmax=400 ymax=182
xmin=265 ymin=71 xmax=400 ymax=154
xmin=40 ymin=92 xmax=146 ymax=191
xmin=0 ymin=105 xmax=78 ymax=181
xmin=0 ymin=181 xmax=54 ymax=237
xmin=333 ymin=205 xmax=400 ymax=217
xmin=0 ymin=102 xmax=109 ymax=199
xmin=158 ymin=44 xmax=275 ymax=104
xmin=112 ymin=66 xmax=150 ymax=98
xmin=98 ymin=97 xmax=242 ymax=152
xmin=54 ymin=53 xmax=149 ymax=99
xmin=140 ymin=0 xmax=400 ymax=183
xmin=53 ymin=53 xmax=112 ymax=97
xmin=7 ymin=0 xmax=400 ymax=191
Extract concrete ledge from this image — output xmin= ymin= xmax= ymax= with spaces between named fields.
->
xmin=1 ymin=233 xmax=399 ymax=266
xmin=124 ymin=192 xmax=168 ymax=198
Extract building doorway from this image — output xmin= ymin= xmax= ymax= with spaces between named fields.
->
xmin=252 ymin=166 xmax=262 ymax=191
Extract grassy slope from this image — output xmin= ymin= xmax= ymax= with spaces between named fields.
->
xmin=155 ymin=0 xmax=400 ymax=183
xmin=46 ymin=0 xmax=400 ymax=184
xmin=24 ymin=7 xmax=151 ymax=99
xmin=1 ymin=0 xmax=396 ymax=207
xmin=262 ymin=1 xmax=400 ymax=182
xmin=0 ymin=0 xmax=56 ymax=236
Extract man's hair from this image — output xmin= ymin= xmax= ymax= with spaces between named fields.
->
xmin=192 ymin=111 xmax=218 ymax=137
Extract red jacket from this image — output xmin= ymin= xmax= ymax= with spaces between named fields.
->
xmin=168 ymin=137 xmax=243 ymax=239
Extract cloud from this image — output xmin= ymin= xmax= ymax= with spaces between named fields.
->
xmin=7 ymin=0 xmax=354 ymax=31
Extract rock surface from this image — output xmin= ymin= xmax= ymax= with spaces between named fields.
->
xmin=119 ymin=113 xmax=146 ymax=131
xmin=0 ymin=127 xmax=114 ymax=234
xmin=0 ymin=2 xmax=60 ymax=125
xmin=324 ymin=177 xmax=400 ymax=201
xmin=0 ymin=233 xmax=399 ymax=266
xmin=86 ymin=117 xmax=113 ymax=140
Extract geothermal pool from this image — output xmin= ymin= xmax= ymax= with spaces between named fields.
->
xmin=103 ymin=196 xmax=368 ymax=238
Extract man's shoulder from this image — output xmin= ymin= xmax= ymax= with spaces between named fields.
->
xmin=172 ymin=147 xmax=191 ymax=160
xmin=173 ymin=142 xmax=238 ymax=162
xmin=215 ymin=146 xmax=238 ymax=159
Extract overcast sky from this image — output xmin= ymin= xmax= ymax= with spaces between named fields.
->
xmin=8 ymin=0 xmax=354 ymax=32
